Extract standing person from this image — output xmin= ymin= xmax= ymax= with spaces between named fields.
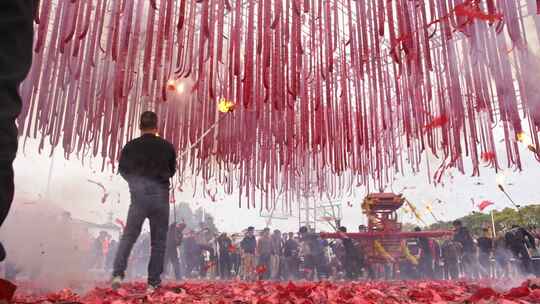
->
xmin=257 ymin=228 xmax=272 ymax=280
xmin=283 ymin=232 xmax=300 ymax=280
xmin=230 ymin=234 xmax=241 ymax=277
xmin=0 ymin=0 xmax=37 ymax=263
xmin=441 ymin=235 xmax=462 ymax=280
xmin=505 ymin=225 xmax=537 ymax=274
xmin=270 ymin=230 xmax=283 ymax=280
xmin=240 ymin=227 xmax=257 ymax=280
xmin=299 ymin=226 xmax=328 ymax=280
xmin=165 ymin=223 xmax=186 ymax=280
xmin=476 ymin=228 xmax=493 ymax=277
xmin=338 ymin=227 xmax=363 ymax=280
xmin=217 ymin=233 xmax=233 ymax=279
xmin=453 ymin=220 xmax=475 ymax=278
xmin=111 ymin=111 xmax=177 ymax=292
xmin=415 ymin=227 xmax=434 ymax=279
xmin=182 ymin=230 xmax=200 ymax=278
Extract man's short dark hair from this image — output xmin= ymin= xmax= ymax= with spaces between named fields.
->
xmin=453 ymin=220 xmax=462 ymax=227
xmin=339 ymin=226 xmax=347 ymax=233
xmin=140 ymin=111 xmax=158 ymax=130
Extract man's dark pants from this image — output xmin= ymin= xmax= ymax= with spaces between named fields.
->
xmin=219 ymin=253 xmax=231 ymax=279
xmin=113 ymin=191 xmax=170 ymax=286
xmin=0 ymin=1 xmax=35 ymax=261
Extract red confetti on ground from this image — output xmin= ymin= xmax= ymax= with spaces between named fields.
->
xmin=11 ymin=280 xmax=540 ymax=304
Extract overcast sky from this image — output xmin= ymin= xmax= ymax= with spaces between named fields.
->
xmin=12 ymin=123 xmax=540 ymax=235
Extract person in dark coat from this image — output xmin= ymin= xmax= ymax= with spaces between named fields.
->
xmin=112 ymin=111 xmax=177 ymax=291
xmin=338 ymin=227 xmax=363 ymax=280
xmin=283 ymin=232 xmax=300 ymax=280
xmin=217 ymin=233 xmax=233 ymax=279
xmin=476 ymin=228 xmax=493 ymax=277
xmin=299 ymin=226 xmax=328 ymax=280
xmin=165 ymin=223 xmax=186 ymax=280
xmin=240 ymin=227 xmax=257 ymax=280
xmin=415 ymin=227 xmax=434 ymax=279
xmin=441 ymin=236 xmax=462 ymax=280
xmin=453 ymin=220 xmax=476 ymax=278
xmin=182 ymin=230 xmax=201 ymax=278
xmin=505 ymin=225 xmax=536 ymax=274
xmin=0 ymin=0 xmax=37 ymax=263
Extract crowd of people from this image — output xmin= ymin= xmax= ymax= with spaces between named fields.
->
xmin=81 ymin=220 xmax=540 ymax=283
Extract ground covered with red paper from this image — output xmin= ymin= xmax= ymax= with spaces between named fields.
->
xmin=10 ymin=279 xmax=540 ymax=304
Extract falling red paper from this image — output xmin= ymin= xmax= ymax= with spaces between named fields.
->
xmin=455 ymin=3 xmax=503 ymax=22
xmin=481 ymin=151 xmax=496 ymax=162
xmin=115 ymin=218 xmax=125 ymax=230
xmin=424 ymin=115 xmax=449 ymax=130
xmin=478 ymin=200 xmax=495 ymax=211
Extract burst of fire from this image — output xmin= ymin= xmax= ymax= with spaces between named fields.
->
xmin=517 ymin=132 xmax=537 ymax=153
xmin=166 ymin=79 xmax=176 ymax=91
xmin=166 ymin=79 xmax=187 ymax=94
xmin=218 ymin=98 xmax=236 ymax=113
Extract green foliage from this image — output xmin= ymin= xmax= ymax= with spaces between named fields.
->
xmin=428 ymin=204 xmax=540 ymax=236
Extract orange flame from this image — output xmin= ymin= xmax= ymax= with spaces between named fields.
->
xmin=218 ymin=98 xmax=235 ymax=113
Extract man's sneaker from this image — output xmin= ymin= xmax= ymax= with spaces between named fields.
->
xmin=111 ymin=276 xmax=123 ymax=290
xmin=146 ymin=284 xmax=160 ymax=294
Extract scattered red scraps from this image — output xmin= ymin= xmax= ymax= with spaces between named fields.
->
xmin=11 ymin=280 xmax=540 ymax=304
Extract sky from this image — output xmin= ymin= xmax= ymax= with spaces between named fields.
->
xmin=11 ymin=126 xmax=540 ymax=235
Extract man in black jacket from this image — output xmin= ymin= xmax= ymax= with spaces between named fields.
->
xmin=112 ymin=111 xmax=177 ymax=292
xmin=453 ymin=220 xmax=476 ymax=278
xmin=0 ymin=0 xmax=37 ymax=263
xmin=505 ymin=225 xmax=536 ymax=274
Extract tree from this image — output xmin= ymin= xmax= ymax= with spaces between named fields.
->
xmin=428 ymin=204 xmax=540 ymax=236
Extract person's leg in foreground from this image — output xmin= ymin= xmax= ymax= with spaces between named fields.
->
xmin=147 ymin=196 xmax=169 ymax=288
xmin=0 ymin=0 xmax=35 ymax=263
xmin=112 ymin=202 xmax=147 ymax=289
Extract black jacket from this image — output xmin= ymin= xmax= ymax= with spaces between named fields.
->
xmin=454 ymin=227 xmax=474 ymax=253
xmin=240 ymin=236 xmax=257 ymax=254
xmin=119 ymin=134 xmax=176 ymax=191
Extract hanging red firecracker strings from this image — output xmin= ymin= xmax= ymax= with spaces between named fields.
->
xmin=18 ymin=0 xmax=540 ymax=210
